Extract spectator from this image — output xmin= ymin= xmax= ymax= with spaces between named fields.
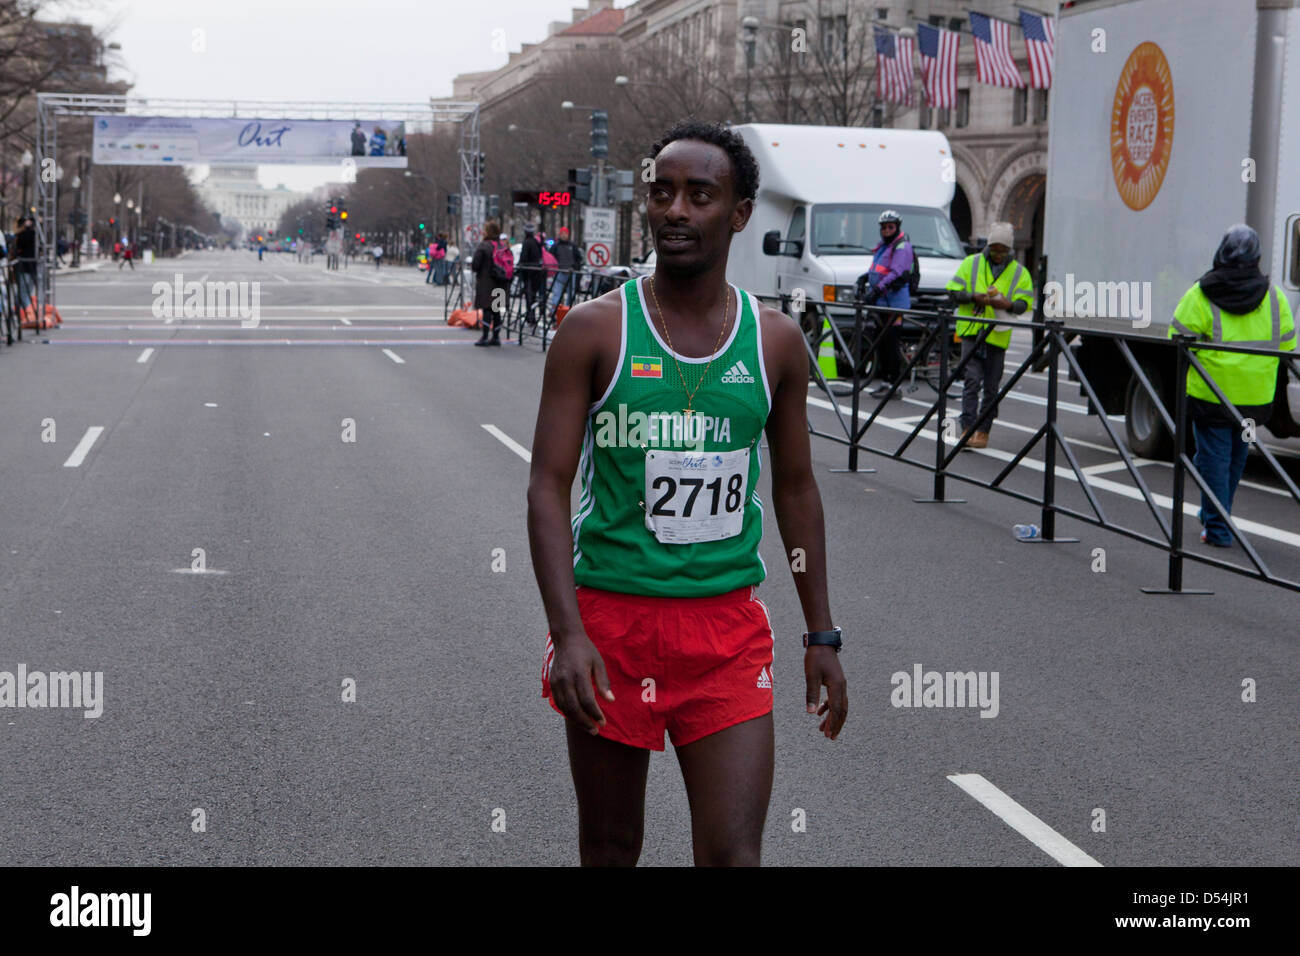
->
xmin=855 ymin=210 xmax=915 ymax=399
xmin=471 ymin=222 xmax=509 ymax=347
xmin=351 ymin=123 xmax=366 ymax=156
xmin=1169 ymin=224 xmax=1297 ymax=547
xmin=519 ymin=223 xmax=544 ymax=329
xmin=10 ymin=218 xmax=37 ymax=303
xmin=548 ymin=226 xmax=580 ymax=317
xmin=946 ymin=221 xmax=1034 ymax=449
xmin=369 ymin=126 xmax=387 ymax=156
xmin=372 ymin=244 xmax=384 ymax=269
xmin=119 ymin=237 xmax=135 ymax=270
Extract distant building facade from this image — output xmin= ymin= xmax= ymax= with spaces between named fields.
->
xmin=196 ymin=165 xmax=305 ymax=239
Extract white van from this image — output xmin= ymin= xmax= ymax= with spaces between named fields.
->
xmin=726 ymin=124 xmax=966 ymax=313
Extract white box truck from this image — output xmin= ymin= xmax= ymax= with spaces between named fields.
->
xmin=725 ymin=124 xmax=967 ymax=318
xmin=1043 ymin=0 xmax=1300 ymax=455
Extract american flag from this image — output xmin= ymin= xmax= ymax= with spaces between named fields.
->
xmin=917 ymin=22 xmax=959 ymax=109
xmin=874 ymin=27 xmax=915 ymax=106
xmin=969 ymin=11 xmax=1024 ymax=88
xmin=1019 ymin=9 xmax=1055 ymax=89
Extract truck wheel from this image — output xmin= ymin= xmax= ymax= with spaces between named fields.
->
xmin=1124 ymin=368 xmax=1172 ymax=459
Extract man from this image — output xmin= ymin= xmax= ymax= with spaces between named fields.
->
xmin=946 ymin=221 xmax=1034 ymax=449
xmin=470 ymin=222 xmax=508 ymax=347
xmin=856 ymin=210 xmax=914 ymax=399
xmin=548 ymin=226 xmax=580 ymax=317
xmin=371 ymin=244 xmax=384 ymax=270
xmin=528 ymin=121 xmax=848 ymax=867
xmin=9 ymin=218 xmax=37 ymax=304
xmin=518 ymin=223 xmax=544 ymax=329
xmin=351 ymin=122 xmax=366 ymax=156
xmin=1168 ymin=224 xmax=1296 ymax=547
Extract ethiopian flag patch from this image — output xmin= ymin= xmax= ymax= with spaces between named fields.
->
xmin=630 ymin=355 xmax=663 ymax=378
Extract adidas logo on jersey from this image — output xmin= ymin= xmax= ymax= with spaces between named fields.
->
xmin=721 ymin=360 xmax=755 ymax=384
xmin=756 ymin=666 xmax=772 ymax=689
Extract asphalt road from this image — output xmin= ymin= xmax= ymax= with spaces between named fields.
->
xmin=0 ymin=249 xmax=1295 ymax=866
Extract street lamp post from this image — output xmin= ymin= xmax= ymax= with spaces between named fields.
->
xmin=742 ymin=16 xmax=759 ymax=123
xmin=20 ymin=149 xmax=33 ymax=216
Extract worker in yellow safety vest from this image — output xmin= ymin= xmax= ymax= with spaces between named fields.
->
xmin=945 ymin=221 xmax=1035 ymax=449
xmin=1168 ymin=224 xmax=1296 ymax=547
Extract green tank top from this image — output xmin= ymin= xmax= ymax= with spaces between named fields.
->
xmin=572 ymin=276 xmax=771 ymax=597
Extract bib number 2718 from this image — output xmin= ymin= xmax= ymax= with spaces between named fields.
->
xmin=644 ymin=448 xmax=749 ymax=545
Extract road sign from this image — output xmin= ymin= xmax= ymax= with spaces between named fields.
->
xmin=583 ymin=206 xmax=616 ymax=267
xmin=586 ymin=242 xmax=611 ymax=267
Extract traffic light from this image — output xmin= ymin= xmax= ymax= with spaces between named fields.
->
xmin=417 ymin=222 xmax=426 ymax=231
xmin=354 ymin=233 xmax=361 ymax=240
xmin=108 ymin=216 xmax=116 ymax=226
xmin=590 ymin=110 xmax=609 ymax=159
xmin=339 ymin=209 xmax=348 ymax=221
xmin=569 ymin=167 xmax=592 ymax=204
xmin=329 ymin=204 xmax=338 ymax=214
xmin=298 ymin=228 xmax=304 ymax=235
xmin=487 ymin=194 xmax=500 ymax=219
xmin=477 ymin=152 xmax=486 ymax=179
xmin=447 ymin=194 xmax=460 ymax=217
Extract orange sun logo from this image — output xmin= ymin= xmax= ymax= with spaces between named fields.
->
xmin=1110 ymin=41 xmax=1174 ymax=211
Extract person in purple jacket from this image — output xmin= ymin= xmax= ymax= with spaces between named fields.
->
xmin=855 ymin=210 xmax=914 ymax=399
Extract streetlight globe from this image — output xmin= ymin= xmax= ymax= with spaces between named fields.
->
xmin=72 ymin=176 xmax=81 ymax=188
xmin=21 ymin=149 xmax=33 ymax=166
xmin=113 ymin=192 xmax=121 ymax=203
xmin=561 ymin=101 xmax=574 ymax=110
xmin=508 ymin=123 xmax=519 ymax=131
xmin=126 ymin=199 xmax=134 ymax=210
xmin=614 ymin=76 xmax=629 ymax=86
xmin=742 ymin=16 xmax=759 ymax=29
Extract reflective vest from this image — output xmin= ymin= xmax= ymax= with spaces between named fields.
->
xmin=946 ymin=253 xmax=1034 ymax=350
xmin=1168 ymin=284 xmax=1297 ymax=407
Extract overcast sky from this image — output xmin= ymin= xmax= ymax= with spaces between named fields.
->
xmin=47 ymin=0 xmax=637 ymax=191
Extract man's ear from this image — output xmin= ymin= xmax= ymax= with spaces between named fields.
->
xmin=732 ymin=197 xmax=755 ymax=234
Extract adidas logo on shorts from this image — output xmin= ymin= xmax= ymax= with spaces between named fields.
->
xmin=756 ymin=666 xmax=772 ymax=689
xmin=721 ymin=360 xmax=755 ymax=384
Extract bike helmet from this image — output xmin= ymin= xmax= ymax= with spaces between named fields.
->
xmin=878 ymin=209 xmax=902 ymax=225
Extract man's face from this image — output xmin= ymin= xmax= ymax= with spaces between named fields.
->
xmin=987 ymin=242 xmax=1010 ymax=265
xmin=647 ymin=139 xmax=752 ymax=276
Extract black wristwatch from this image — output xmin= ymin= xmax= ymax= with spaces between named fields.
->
xmin=802 ymin=627 xmax=843 ymax=652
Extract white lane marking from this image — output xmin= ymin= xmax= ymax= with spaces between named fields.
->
xmin=807 ymin=394 xmax=1300 ymax=548
xmin=1081 ymin=459 xmax=1157 ymax=476
xmin=895 ymin=394 xmax=1117 ymax=454
xmin=482 ymin=424 xmax=532 ymax=463
xmin=272 ymin=274 xmax=290 ymax=283
xmin=170 ymin=567 xmax=230 ymax=575
xmin=948 ymin=773 xmax=1102 ymax=867
xmin=136 ymin=347 xmax=154 ymax=364
xmin=63 ymin=426 xmax=105 ymax=468
xmin=339 ymin=317 xmax=352 ymax=326
xmin=382 ymin=348 xmax=405 ymax=364
xmin=204 ymin=402 xmax=218 ymax=407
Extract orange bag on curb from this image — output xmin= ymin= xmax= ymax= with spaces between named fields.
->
xmin=448 ymin=307 xmax=482 ymax=328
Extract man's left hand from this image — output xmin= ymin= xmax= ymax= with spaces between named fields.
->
xmin=805 ymin=646 xmax=848 ymax=740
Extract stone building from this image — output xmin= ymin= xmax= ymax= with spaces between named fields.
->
xmin=195 ymin=165 xmax=305 ymax=240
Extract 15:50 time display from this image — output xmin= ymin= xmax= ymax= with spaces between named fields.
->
xmin=537 ymin=191 xmax=572 ymax=209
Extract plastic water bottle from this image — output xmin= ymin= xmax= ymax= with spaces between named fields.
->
xmin=1013 ymin=524 xmax=1040 ymax=541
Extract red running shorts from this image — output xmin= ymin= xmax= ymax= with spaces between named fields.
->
xmin=542 ymin=585 xmax=774 ymax=751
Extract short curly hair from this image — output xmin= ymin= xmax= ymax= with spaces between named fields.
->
xmin=650 ymin=121 xmax=760 ymax=202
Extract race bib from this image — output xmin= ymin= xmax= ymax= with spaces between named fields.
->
xmin=644 ymin=447 xmax=749 ymax=545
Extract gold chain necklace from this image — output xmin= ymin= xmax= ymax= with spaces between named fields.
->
xmin=646 ymin=276 xmax=732 ymax=418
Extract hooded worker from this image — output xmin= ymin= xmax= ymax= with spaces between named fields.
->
xmin=1168 ymin=224 xmax=1296 ymax=547
xmin=945 ymin=221 xmax=1035 ymax=449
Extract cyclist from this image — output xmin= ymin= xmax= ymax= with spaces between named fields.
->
xmin=855 ymin=210 xmax=914 ymax=399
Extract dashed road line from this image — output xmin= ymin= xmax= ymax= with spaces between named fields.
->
xmin=136 ymin=347 xmax=154 ymax=364
xmin=381 ymin=348 xmax=405 ymax=364
xmin=482 ymin=424 xmax=532 ymax=463
xmin=948 ymin=773 xmax=1102 ymax=867
xmin=63 ymin=426 xmax=105 ymax=468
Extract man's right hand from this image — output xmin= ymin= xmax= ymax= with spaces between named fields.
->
xmin=548 ymin=633 xmax=615 ymax=734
